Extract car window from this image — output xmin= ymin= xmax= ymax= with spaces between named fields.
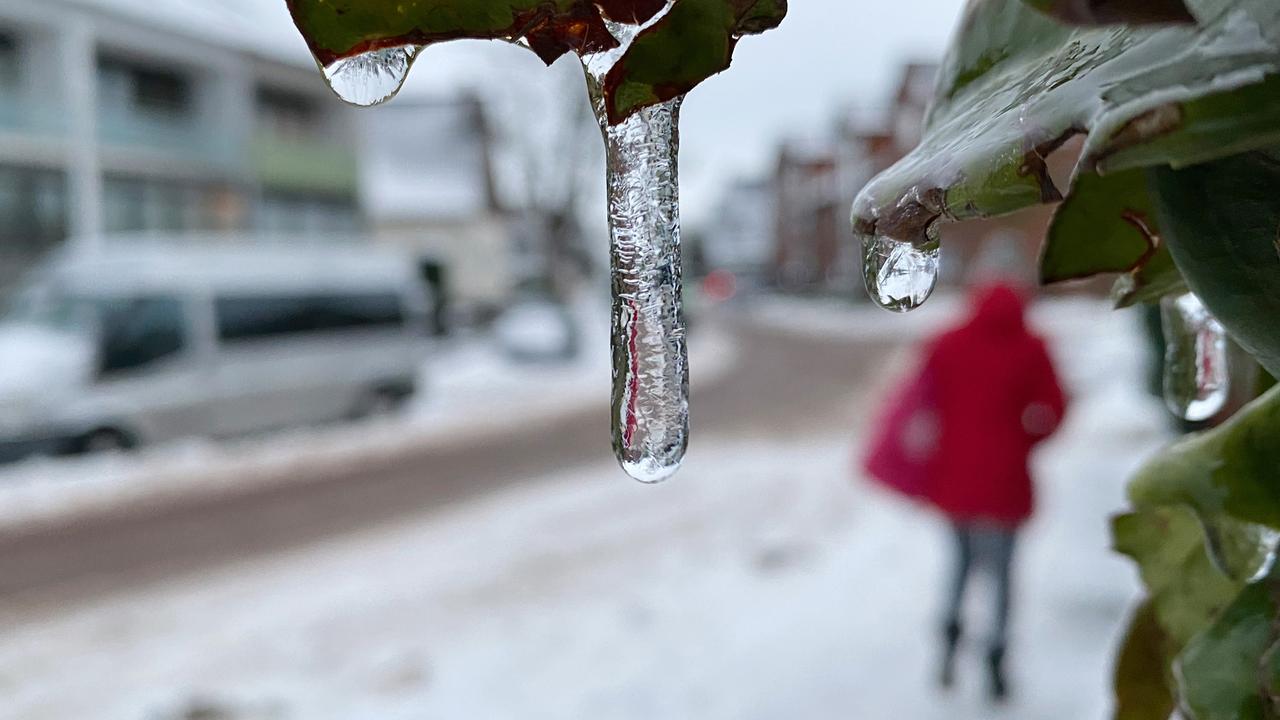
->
xmin=96 ymin=296 xmax=187 ymax=374
xmin=215 ymin=292 xmax=405 ymax=342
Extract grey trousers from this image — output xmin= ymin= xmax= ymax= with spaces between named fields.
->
xmin=943 ymin=521 xmax=1018 ymax=649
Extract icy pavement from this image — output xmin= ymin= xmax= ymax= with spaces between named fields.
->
xmin=0 ymin=298 xmax=1170 ymax=720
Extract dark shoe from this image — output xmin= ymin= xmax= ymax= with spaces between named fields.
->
xmin=939 ymin=621 xmax=962 ymax=689
xmin=988 ymin=645 xmax=1008 ymax=702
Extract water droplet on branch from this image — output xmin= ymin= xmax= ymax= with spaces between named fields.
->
xmin=585 ymin=16 xmax=688 ymax=483
xmin=1161 ymin=292 xmax=1230 ymax=422
xmin=860 ymin=229 xmax=940 ymax=313
xmin=320 ymin=45 xmax=420 ymax=107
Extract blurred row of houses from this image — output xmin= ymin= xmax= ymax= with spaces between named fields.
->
xmin=0 ymin=0 xmax=530 ymax=320
xmin=701 ymin=63 xmax=1054 ymax=298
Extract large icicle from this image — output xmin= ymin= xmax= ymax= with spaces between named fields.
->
xmin=584 ymin=22 xmax=688 ymax=483
xmin=315 ymin=8 xmax=692 ymax=483
xmin=599 ymin=96 xmax=688 ymax=483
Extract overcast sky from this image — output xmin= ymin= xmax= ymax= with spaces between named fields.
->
xmin=180 ymin=0 xmax=966 ymax=228
xmin=396 ymin=0 xmax=965 ymax=226
xmin=673 ymin=0 xmax=966 ymax=223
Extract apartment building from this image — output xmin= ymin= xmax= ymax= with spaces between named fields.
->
xmin=360 ymin=94 xmax=516 ymax=320
xmin=0 ymin=0 xmax=362 ymax=282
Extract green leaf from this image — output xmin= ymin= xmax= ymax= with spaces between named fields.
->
xmin=1021 ymin=0 xmax=1196 ymax=25
xmin=1149 ymin=150 xmax=1280 ymax=378
xmin=850 ymin=0 xmax=1280 ymax=246
xmin=1042 ymin=170 xmax=1156 ymax=284
xmin=286 ymin=0 xmax=659 ymax=63
xmin=1113 ymin=508 xmax=1242 ymax=649
xmin=1039 ymin=154 xmax=1187 ymax=302
xmin=1176 ymin=578 xmax=1280 ymax=720
xmin=1114 ymin=600 xmax=1178 ymax=720
xmin=600 ymin=0 xmax=784 ymax=124
xmin=284 ymin=0 xmax=785 ymax=124
xmin=1129 ymin=387 xmax=1280 ymax=531
xmin=1040 ymin=168 xmax=1186 ymax=307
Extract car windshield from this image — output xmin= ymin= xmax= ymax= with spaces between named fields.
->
xmin=1 ymin=283 xmax=96 ymax=336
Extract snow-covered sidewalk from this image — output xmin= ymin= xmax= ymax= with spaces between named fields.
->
xmin=0 ymin=300 xmax=1170 ymax=720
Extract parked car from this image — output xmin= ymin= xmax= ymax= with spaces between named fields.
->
xmin=0 ymin=236 xmax=431 ymax=462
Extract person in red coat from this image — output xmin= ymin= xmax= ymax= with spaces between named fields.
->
xmin=921 ymin=281 xmax=1067 ymax=700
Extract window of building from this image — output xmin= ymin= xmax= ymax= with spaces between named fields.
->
xmin=104 ymin=175 xmax=212 ymax=233
xmin=0 ymin=31 xmax=18 ymax=92
xmin=0 ymin=164 xmax=68 ymax=248
xmin=97 ymin=57 xmax=192 ymax=117
xmin=256 ymin=87 xmax=319 ymax=139
xmin=103 ymin=176 xmax=147 ymax=232
xmin=258 ymin=192 xmax=359 ymax=236
xmin=215 ymin=293 xmax=405 ymax=342
xmin=134 ymin=66 xmax=190 ymax=114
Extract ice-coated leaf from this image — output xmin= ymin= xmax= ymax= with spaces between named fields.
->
xmin=1176 ymin=577 xmax=1280 ymax=720
xmin=284 ymin=0 xmax=785 ymax=124
xmin=1021 ymin=0 xmax=1195 ymax=26
xmin=599 ymin=0 xmax=786 ymax=124
xmin=1128 ymin=387 xmax=1280 ymax=530
xmin=1041 ymin=170 xmax=1157 ymax=284
xmin=850 ymin=0 xmax=1280 ymax=247
xmin=1113 ymin=600 xmax=1178 ymax=720
xmin=1150 ymin=150 xmax=1280 ymax=378
xmin=1113 ymin=508 xmax=1242 ymax=650
xmin=287 ymin=0 xmax=660 ymax=64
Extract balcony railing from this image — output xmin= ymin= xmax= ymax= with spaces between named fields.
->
xmin=0 ymin=93 xmax=67 ymax=138
xmin=97 ymin=109 xmax=240 ymax=172
xmin=251 ymin=131 xmax=358 ymax=196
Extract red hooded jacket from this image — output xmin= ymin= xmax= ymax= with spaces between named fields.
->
xmin=920 ymin=284 xmax=1067 ymax=526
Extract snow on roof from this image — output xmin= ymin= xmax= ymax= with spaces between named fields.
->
xmin=360 ymin=98 xmax=497 ymax=221
xmin=48 ymin=234 xmax=419 ymax=292
xmin=60 ymin=0 xmax=313 ymax=66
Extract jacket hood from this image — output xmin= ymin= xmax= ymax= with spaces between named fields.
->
xmin=967 ymin=283 xmax=1027 ymax=335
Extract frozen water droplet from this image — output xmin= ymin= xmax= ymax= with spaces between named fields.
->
xmin=584 ymin=29 xmax=687 ymax=483
xmin=1198 ymin=514 xmax=1280 ymax=583
xmin=320 ymin=45 xmax=420 ymax=107
xmin=1161 ymin=292 xmax=1230 ymax=422
xmin=861 ymin=231 xmax=940 ymax=313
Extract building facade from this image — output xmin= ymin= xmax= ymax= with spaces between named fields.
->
xmin=0 ymin=0 xmax=362 ymax=284
xmin=700 ymin=178 xmax=775 ymax=287
xmin=762 ymin=61 xmax=1060 ymax=298
xmin=359 ymin=95 xmax=517 ymax=321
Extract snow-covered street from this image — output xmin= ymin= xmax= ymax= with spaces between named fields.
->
xmin=0 ymin=297 xmax=1169 ymax=720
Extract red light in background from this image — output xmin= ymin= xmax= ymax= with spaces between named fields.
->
xmin=702 ymin=269 xmax=737 ymax=302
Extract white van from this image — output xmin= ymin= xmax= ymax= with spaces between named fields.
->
xmin=0 ymin=237 xmax=430 ymax=462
